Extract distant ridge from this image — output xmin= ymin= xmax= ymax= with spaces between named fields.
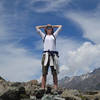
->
xmin=59 ymin=67 xmax=100 ymax=91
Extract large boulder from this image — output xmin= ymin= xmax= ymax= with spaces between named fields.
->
xmin=79 ymin=91 xmax=100 ymax=100
xmin=24 ymin=80 xmax=39 ymax=96
xmin=61 ymin=89 xmax=81 ymax=100
xmin=0 ymin=80 xmax=9 ymax=96
xmin=0 ymin=86 xmax=29 ymax=100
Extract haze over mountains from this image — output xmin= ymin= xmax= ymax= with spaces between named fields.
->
xmin=59 ymin=67 xmax=100 ymax=91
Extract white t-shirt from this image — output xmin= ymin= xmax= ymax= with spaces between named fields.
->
xmin=36 ymin=26 xmax=62 ymax=51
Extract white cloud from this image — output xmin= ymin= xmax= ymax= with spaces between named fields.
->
xmin=65 ymin=8 xmax=100 ymax=44
xmin=66 ymin=42 xmax=100 ymax=76
xmin=0 ymin=1 xmax=9 ymax=40
xmin=0 ymin=0 xmax=34 ymax=42
xmin=29 ymin=0 xmax=71 ymax=13
xmin=0 ymin=43 xmax=41 ymax=82
xmin=57 ymin=37 xmax=81 ymax=65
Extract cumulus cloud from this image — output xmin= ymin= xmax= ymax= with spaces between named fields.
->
xmin=0 ymin=43 xmax=41 ymax=82
xmin=66 ymin=42 xmax=100 ymax=76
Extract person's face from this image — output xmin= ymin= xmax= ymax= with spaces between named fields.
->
xmin=47 ymin=28 xmax=52 ymax=35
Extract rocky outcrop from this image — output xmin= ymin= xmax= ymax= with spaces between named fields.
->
xmin=0 ymin=76 xmax=100 ymax=100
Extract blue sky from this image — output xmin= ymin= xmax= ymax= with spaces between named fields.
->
xmin=0 ymin=0 xmax=100 ymax=82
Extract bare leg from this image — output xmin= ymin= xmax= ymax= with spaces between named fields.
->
xmin=41 ymin=75 xmax=47 ymax=89
xmin=53 ymin=73 xmax=58 ymax=89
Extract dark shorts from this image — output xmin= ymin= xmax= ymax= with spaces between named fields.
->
xmin=41 ymin=53 xmax=57 ymax=76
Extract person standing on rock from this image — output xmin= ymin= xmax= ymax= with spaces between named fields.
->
xmin=36 ymin=24 xmax=62 ymax=90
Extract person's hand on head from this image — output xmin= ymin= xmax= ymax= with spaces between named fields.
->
xmin=46 ymin=24 xmax=53 ymax=29
xmin=47 ymin=24 xmax=52 ymax=26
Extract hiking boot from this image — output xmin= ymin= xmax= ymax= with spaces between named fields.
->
xmin=32 ymin=88 xmax=45 ymax=99
xmin=45 ymin=86 xmax=52 ymax=94
xmin=38 ymin=88 xmax=46 ymax=94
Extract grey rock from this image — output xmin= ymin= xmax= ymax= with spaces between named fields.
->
xmin=0 ymin=88 xmax=20 ymax=100
xmin=53 ymin=96 xmax=65 ymax=100
xmin=30 ymin=95 xmax=36 ymax=100
xmin=79 ymin=91 xmax=100 ymax=100
xmin=0 ymin=76 xmax=5 ymax=81
xmin=33 ymin=88 xmax=45 ymax=99
xmin=20 ymin=98 xmax=34 ymax=100
xmin=42 ymin=94 xmax=65 ymax=100
xmin=41 ymin=94 xmax=55 ymax=100
xmin=61 ymin=89 xmax=81 ymax=100
xmin=0 ymin=86 xmax=28 ymax=100
xmin=1 ymin=75 xmax=100 ymax=100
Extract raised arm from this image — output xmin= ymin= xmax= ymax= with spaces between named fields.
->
xmin=53 ymin=25 xmax=62 ymax=37
xmin=35 ymin=25 xmax=46 ymax=39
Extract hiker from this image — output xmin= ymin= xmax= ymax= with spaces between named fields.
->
xmin=35 ymin=24 xmax=62 ymax=89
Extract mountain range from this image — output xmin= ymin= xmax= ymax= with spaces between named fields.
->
xmin=59 ymin=67 xmax=100 ymax=91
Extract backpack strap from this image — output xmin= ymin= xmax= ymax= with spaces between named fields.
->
xmin=52 ymin=34 xmax=56 ymax=40
xmin=43 ymin=34 xmax=46 ymax=43
xmin=52 ymin=34 xmax=56 ymax=46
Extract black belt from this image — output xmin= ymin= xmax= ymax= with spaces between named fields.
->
xmin=43 ymin=50 xmax=59 ymax=57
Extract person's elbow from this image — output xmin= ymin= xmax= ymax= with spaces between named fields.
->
xmin=60 ymin=25 xmax=62 ymax=28
xmin=35 ymin=26 xmax=38 ymax=30
xmin=59 ymin=25 xmax=62 ymax=30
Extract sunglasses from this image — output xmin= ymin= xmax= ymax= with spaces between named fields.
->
xmin=46 ymin=26 xmax=52 ymax=29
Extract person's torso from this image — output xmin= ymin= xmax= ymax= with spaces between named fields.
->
xmin=43 ymin=35 xmax=56 ymax=51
